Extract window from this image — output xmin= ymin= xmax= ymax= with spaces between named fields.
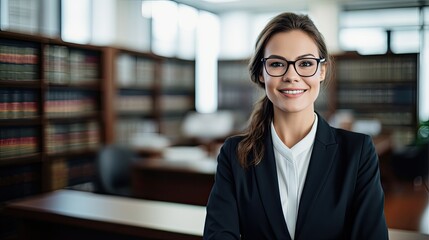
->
xmin=339 ymin=28 xmax=387 ymax=54
xmin=196 ymin=11 xmax=220 ymax=113
xmin=151 ymin=0 xmax=179 ymax=57
xmin=61 ymin=0 xmax=91 ymax=44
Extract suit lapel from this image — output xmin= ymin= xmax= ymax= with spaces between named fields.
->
xmin=295 ymin=114 xmax=338 ymax=238
xmin=254 ymin=129 xmax=291 ymax=240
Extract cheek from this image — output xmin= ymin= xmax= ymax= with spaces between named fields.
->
xmin=263 ymin=77 xmax=277 ymax=91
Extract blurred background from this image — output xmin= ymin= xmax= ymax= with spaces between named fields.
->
xmin=0 ymin=0 xmax=428 ymax=238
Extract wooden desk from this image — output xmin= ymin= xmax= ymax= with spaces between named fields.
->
xmin=389 ymin=229 xmax=429 ymax=240
xmin=4 ymin=189 xmax=428 ymax=240
xmin=132 ymin=158 xmax=216 ymax=206
xmin=4 ymin=189 xmax=205 ymax=240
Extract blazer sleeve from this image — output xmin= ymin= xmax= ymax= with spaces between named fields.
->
xmin=349 ymin=135 xmax=389 ymax=240
xmin=203 ymin=139 xmax=241 ymax=240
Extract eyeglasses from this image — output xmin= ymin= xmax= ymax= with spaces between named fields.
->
xmin=261 ymin=57 xmax=326 ymax=77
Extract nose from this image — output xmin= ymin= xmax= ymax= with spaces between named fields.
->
xmin=282 ymin=63 xmax=300 ymax=82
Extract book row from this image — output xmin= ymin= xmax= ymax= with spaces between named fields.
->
xmin=44 ymin=45 xmax=100 ymax=84
xmin=336 ymin=57 xmax=416 ymax=82
xmin=0 ymin=127 xmax=38 ymax=159
xmin=116 ymin=54 xmax=156 ymax=88
xmin=352 ymin=111 xmax=414 ymax=126
xmin=116 ymin=95 xmax=153 ymax=114
xmin=337 ymin=86 xmax=415 ymax=105
xmin=0 ymin=89 xmax=38 ymax=119
xmin=45 ymin=121 xmax=100 ymax=155
xmin=116 ymin=54 xmax=195 ymax=89
xmin=0 ymin=163 xmax=40 ymax=202
xmin=0 ymin=44 xmax=39 ymax=81
xmin=44 ymin=90 xmax=98 ymax=117
xmin=49 ymin=157 xmax=95 ymax=190
xmin=161 ymin=60 xmax=195 ymax=89
xmin=218 ymin=62 xmax=250 ymax=83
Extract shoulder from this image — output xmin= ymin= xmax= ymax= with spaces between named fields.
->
xmin=316 ymin=114 xmax=372 ymax=148
xmin=333 ymin=127 xmax=370 ymax=143
xmin=328 ymin=126 xmax=376 ymax=161
xmin=222 ymin=135 xmax=245 ymax=150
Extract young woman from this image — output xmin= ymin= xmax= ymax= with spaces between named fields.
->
xmin=203 ymin=12 xmax=388 ymax=240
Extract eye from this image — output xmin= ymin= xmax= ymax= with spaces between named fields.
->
xmin=267 ymin=59 xmax=285 ymax=68
xmin=298 ymin=59 xmax=315 ymax=68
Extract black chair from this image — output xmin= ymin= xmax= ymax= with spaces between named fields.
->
xmin=95 ymin=144 xmax=137 ymax=197
xmin=391 ymin=142 xmax=428 ymax=180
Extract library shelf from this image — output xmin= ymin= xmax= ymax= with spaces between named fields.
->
xmin=111 ymin=47 xmax=196 ymax=145
xmin=0 ymin=117 xmax=42 ymax=126
xmin=333 ymin=52 xmax=419 ymax=145
xmin=0 ymin=30 xmax=105 ymax=201
xmin=0 ymin=30 xmax=198 ymax=204
xmin=0 ymin=153 xmax=42 ymax=166
xmin=46 ymin=149 xmax=98 ymax=160
xmin=0 ymin=80 xmax=40 ymax=88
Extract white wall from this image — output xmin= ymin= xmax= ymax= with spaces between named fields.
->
xmin=218 ymin=8 xmax=341 ymax=60
xmin=91 ymin=0 xmax=116 ymax=46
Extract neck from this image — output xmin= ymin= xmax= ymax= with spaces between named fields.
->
xmin=273 ymin=110 xmax=316 ymax=148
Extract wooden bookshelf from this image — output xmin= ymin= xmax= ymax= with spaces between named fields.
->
xmin=108 ymin=48 xmax=195 ymax=145
xmin=159 ymin=58 xmax=195 ymax=141
xmin=0 ymin=31 xmax=105 ymax=200
xmin=333 ymin=52 xmax=419 ymax=145
xmin=106 ymin=48 xmax=161 ymax=146
xmin=218 ymin=59 xmax=254 ymax=113
xmin=217 ymin=59 xmax=258 ymax=130
xmin=0 ymin=31 xmax=197 ymax=204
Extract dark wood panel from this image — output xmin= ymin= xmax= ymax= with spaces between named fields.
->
xmin=132 ymin=158 xmax=215 ymax=206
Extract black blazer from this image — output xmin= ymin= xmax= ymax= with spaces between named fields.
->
xmin=204 ymin=114 xmax=388 ymax=240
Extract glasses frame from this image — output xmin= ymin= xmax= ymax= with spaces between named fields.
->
xmin=261 ymin=57 xmax=326 ymax=77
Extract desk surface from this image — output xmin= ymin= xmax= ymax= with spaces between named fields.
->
xmin=5 ymin=189 xmax=206 ymax=238
xmin=5 ymin=189 xmax=428 ymax=240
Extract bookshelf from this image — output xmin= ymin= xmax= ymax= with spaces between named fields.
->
xmin=159 ymin=58 xmax=195 ymax=141
xmin=0 ymin=31 xmax=105 ymax=201
xmin=110 ymin=48 xmax=161 ymax=146
xmin=217 ymin=59 xmax=260 ymax=128
xmin=334 ymin=52 xmax=419 ymax=145
xmin=106 ymin=48 xmax=196 ymax=147
xmin=0 ymin=33 xmax=197 ymax=203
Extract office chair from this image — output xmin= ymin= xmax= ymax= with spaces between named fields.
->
xmin=391 ymin=142 xmax=428 ymax=180
xmin=95 ymin=144 xmax=137 ymax=197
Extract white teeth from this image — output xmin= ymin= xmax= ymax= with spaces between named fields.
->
xmin=281 ymin=90 xmax=305 ymax=94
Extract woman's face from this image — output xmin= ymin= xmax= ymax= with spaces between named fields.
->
xmin=260 ymin=30 xmax=326 ymax=116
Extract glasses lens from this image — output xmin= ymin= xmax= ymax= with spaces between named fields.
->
xmin=264 ymin=58 xmax=288 ymax=76
xmin=264 ymin=58 xmax=320 ymax=77
xmin=295 ymin=58 xmax=318 ymax=77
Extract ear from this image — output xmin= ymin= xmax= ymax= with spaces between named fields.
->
xmin=259 ymin=73 xmax=265 ymax=83
xmin=319 ymin=63 xmax=327 ymax=82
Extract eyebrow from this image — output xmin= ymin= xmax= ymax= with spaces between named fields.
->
xmin=266 ymin=53 xmax=317 ymax=60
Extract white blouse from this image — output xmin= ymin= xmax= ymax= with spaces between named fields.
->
xmin=271 ymin=114 xmax=318 ymax=239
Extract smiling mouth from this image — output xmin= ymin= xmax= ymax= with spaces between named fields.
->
xmin=280 ymin=89 xmax=306 ymax=95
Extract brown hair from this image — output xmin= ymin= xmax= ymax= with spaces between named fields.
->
xmin=237 ymin=12 xmax=332 ymax=168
